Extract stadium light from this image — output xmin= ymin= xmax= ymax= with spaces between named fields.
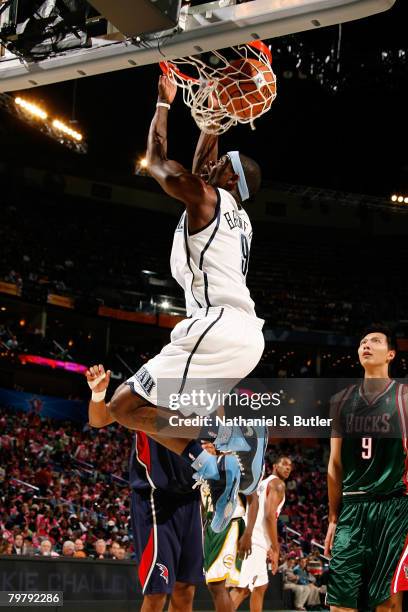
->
xmin=134 ymin=155 xmax=150 ymax=176
xmin=52 ymin=119 xmax=83 ymax=141
xmin=391 ymin=193 xmax=408 ymax=205
xmin=1 ymin=92 xmax=87 ymax=153
xmin=15 ymin=96 xmax=48 ymax=120
xmin=161 ymin=300 xmax=170 ymax=309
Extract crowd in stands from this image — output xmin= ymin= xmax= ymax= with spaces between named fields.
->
xmin=279 ymin=554 xmax=328 ymax=610
xmin=266 ymin=442 xmax=329 ymax=546
xmin=1 ymin=179 xmax=408 ymax=337
xmin=0 ymin=405 xmax=329 ymax=566
xmin=0 ymin=407 xmax=132 ymax=559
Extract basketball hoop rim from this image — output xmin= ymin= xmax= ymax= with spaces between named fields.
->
xmin=159 ymin=40 xmax=272 ymax=83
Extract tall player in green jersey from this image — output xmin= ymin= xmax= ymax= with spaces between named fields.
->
xmin=325 ymin=327 xmax=408 ymax=612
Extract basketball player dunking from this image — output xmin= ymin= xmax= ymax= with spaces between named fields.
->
xmin=230 ymin=456 xmax=293 ymax=612
xmin=325 ymin=327 xmax=408 ymax=612
xmin=85 ymin=74 xmax=267 ymax=532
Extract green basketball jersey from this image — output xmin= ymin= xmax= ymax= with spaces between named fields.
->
xmin=336 ymin=380 xmax=408 ymax=502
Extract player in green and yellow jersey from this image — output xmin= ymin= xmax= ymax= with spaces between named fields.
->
xmin=200 ymin=440 xmax=259 ymax=612
xmin=325 ymin=327 xmax=408 ymax=612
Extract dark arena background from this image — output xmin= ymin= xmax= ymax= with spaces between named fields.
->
xmin=0 ymin=1 xmax=408 ymax=611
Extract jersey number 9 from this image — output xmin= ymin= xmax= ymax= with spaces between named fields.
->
xmin=240 ymin=234 xmax=250 ymax=276
xmin=361 ymin=437 xmax=372 ymax=459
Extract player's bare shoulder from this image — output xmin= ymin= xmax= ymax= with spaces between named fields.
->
xmin=268 ymin=477 xmax=285 ymax=495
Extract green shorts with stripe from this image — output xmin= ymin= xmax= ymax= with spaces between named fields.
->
xmin=327 ymin=495 xmax=408 ymax=609
xmin=204 ymin=516 xmax=245 ymax=585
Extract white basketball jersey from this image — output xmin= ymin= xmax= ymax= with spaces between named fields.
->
xmin=250 ymin=475 xmax=286 ymax=550
xmin=170 ymin=188 xmax=256 ymax=317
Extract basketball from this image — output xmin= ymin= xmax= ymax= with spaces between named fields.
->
xmin=217 ymin=58 xmax=276 ymax=120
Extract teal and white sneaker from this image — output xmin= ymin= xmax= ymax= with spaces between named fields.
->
xmin=214 ymin=424 xmax=268 ymax=495
xmin=191 ymin=450 xmax=241 ymax=533
xmin=213 ymin=424 xmax=251 ymax=452
xmin=236 ymin=424 xmax=268 ymax=495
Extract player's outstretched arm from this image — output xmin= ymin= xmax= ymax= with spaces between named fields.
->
xmin=264 ymin=479 xmax=285 ymax=574
xmin=192 ymin=92 xmax=220 ymax=177
xmin=192 ymin=131 xmax=218 ymax=178
xmin=324 ymin=436 xmax=343 ymax=556
xmin=86 ymin=364 xmax=116 ymax=428
xmin=238 ymin=492 xmax=259 ymax=560
xmin=146 ymin=75 xmax=218 ymax=231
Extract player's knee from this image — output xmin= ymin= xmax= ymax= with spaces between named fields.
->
xmin=171 ymin=582 xmax=195 ymax=609
xmin=376 ymin=597 xmax=401 ymax=612
xmin=231 ymin=586 xmax=250 ymax=600
xmin=208 ymin=581 xmax=223 ymax=594
xmin=255 ymin=584 xmax=268 ymax=594
xmin=141 ymin=592 xmax=167 ymax=612
xmin=208 ymin=581 xmax=227 ymax=598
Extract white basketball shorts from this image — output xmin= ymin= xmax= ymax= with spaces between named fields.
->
xmin=238 ymin=543 xmax=269 ymax=590
xmin=126 ymin=306 xmax=264 ymax=415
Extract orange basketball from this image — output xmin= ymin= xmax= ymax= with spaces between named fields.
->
xmin=217 ymin=58 xmax=276 ymax=120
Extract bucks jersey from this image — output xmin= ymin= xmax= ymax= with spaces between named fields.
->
xmin=170 ymin=187 xmax=256 ymax=317
xmin=337 ymin=380 xmax=408 ymax=502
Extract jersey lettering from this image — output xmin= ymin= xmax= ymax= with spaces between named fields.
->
xmin=223 ymin=210 xmax=249 ymax=232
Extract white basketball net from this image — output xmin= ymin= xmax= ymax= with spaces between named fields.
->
xmin=161 ymin=41 xmax=277 ymax=135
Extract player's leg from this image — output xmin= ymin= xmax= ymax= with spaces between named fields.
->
xmin=229 ymin=586 xmax=250 ymax=609
xmin=204 ymin=517 xmax=241 ymax=610
xmin=366 ymin=497 xmax=408 ymax=612
xmin=109 ymin=384 xmax=228 ymax=493
xmin=112 ymin=309 xmax=265 ymax=530
xmin=207 ymin=580 xmax=235 ymax=612
xmin=173 ymin=497 xmax=204 ymax=608
xmin=109 ymin=383 xmax=193 ymax=452
xmin=131 ymin=490 xmax=178 ymax=603
xmin=249 ymin=584 xmax=268 ymax=612
xmin=326 ymin=503 xmax=365 ymax=611
xmin=141 ymin=594 xmax=167 ymax=612
xmin=168 ymin=582 xmax=196 ymax=612
xmin=375 ymin=592 xmax=403 ymax=612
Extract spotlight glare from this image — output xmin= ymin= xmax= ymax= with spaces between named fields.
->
xmin=140 ymin=157 xmax=148 ymax=168
xmin=161 ymin=300 xmax=170 ymax=309
xmin=398 ymin=196 xmax=404 ymax=203
xmin=404 ymin=197 xmax=408 ymax=204
xmin=15 ymin=96 xmax=48 ymax=120
xmin=52 ymin=119 xmax=83 ymax=141
xmin=391 ymin=194 xmax=397 ymax=202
